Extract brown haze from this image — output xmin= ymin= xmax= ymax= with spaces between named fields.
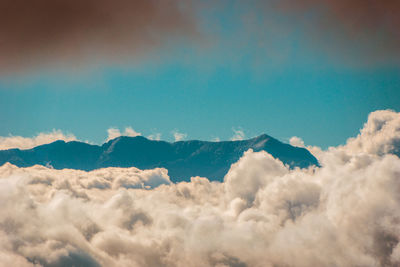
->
xmin=275 ymin=0 xmax=400 ymax=63
xmin=0 ymin=0 xmax=196 ymax=73
xmin=1 ymin=0 xmax=399 ymax=74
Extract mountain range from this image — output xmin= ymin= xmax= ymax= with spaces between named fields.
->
xmin=0 ymin=134 xmax=318 ymax=182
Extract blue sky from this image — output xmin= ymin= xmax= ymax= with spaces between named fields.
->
xmin=1 ymin=1 xmax=399 ymax=148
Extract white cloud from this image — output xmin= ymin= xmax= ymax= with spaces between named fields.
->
xmin=289 ymin=136 xmax=305 ymax=147
xmin=341 ymin=109 xmax=400 ymax=156
xmin=0 ymin=129 xmax=77 ymax=150
xmin=106 ymin=127 xmax=141 ymax=142
xmin=231 ymin=128 xmax=245 ymax=141
xmin=172 ymin=130 xmax=187 ymax=142
xmin=0 ymin=110 xmax=399 ymax=266
xmin=297 ymin=109 xmax=400 ymax=164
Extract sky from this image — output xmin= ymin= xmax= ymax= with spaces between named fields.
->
xmin=1 ymin=2 xmax=400 ymax=265
xmin=1 ymin=0 xmax=399 ymax=148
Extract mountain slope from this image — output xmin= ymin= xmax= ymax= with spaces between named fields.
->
xmin=0 ymin=134 xmax=318 ymax=182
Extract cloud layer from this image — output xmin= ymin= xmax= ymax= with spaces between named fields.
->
xmin=0 ymin=130 xmax=76 ymax=150
xmin=0 ymin=126 xmax=142 ymax=150
xmin=0 ymin=110 xmax=399 ymax=266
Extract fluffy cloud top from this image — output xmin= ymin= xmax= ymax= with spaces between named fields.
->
xmin=289 ymin=136 xmax=305 ymax=148
xmin=0 ymin=109 xmax=399 ymax=266
xmin=343 ymin=110 xmax=400 ymax=156
xmin=0 ymin=130 xmax=76 ymax=150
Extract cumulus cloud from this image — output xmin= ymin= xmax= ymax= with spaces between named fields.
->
xmin=106 ymin=127 xmax=141 ymax=142
xmin=172 ymin=130 xmax=187 ymax=142
xmin=230 ymin=128 xmax=245 ymax=141
xmin=289 ymin=136 xmax=326 ymax=160
xmin=343 ymin=110 xmax=400 ymax=156
xmin=289 ymin=136 xmax=305 ymax=148
xmin=0 ymin=109 xmax=400 ymax=266
xmin=0 ymin=129 xmax=76 ymax=150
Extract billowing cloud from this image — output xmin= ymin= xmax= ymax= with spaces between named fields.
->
xmin=106 ymin=127 xmax=141 ymax=142
xmin=0 ymin=129 xmax=76 ymax=150
xmin=0 ymin=0 xmax=196 ymax=73
xmin=0 ymin=110 xmax=400 ymax=266
xmin=342 ymin=110 xmax=400 ymax=156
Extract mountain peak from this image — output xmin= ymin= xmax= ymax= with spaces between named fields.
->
xmin=0 ymin=134 xmax=318 ymax=182
xmin=251 ymin=133 xmax=272 ymax=141
xmin=107 ymin=135 xmax=148 ymax=143
xmin=106 ymin=133 xmax=274 ymax=145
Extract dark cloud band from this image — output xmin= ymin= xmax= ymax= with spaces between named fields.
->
xmin=276 ymin=0 xmax=400 ymax=63
xmin=0 ymin=0 xmax=196 ymax=73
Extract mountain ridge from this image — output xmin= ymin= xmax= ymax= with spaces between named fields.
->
xmin=0 ymin=134 xmax=319 ymax=182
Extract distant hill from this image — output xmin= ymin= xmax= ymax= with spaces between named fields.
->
xmin=0 ymin=134 xmax=318 ymax=182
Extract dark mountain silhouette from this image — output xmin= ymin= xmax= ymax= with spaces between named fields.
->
xmin=0 ymin=134 xmax=318 ymax=182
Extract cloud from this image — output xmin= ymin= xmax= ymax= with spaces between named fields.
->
xmin=0 ymin=110 xmax=400 ymax=266
xmin=0 ymin=129 xmax=76 ymax=150
xmin=230 ymin=128 xmax=245 ymax=141
xmin=147 ymin=133 xmax=162 ymax=141
xmin=172 ymin=130 xmax=187 ymax=142
xmin=2 ymin=0 xmax=398 ymax=75
xmin=342 ymin=110 xmax=400 ymax=156
xmin=289 ymin=136 xmax=305 ymax=147
xmin=0 ymin=0 xmax=197 ymax=74
xmin=106 ymin=127 xmax=141 ymax=142
xmin=300 ymin=109 xmax=400 ymax=163
xmin=273 ymin=0 xmax=400 ymax=63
